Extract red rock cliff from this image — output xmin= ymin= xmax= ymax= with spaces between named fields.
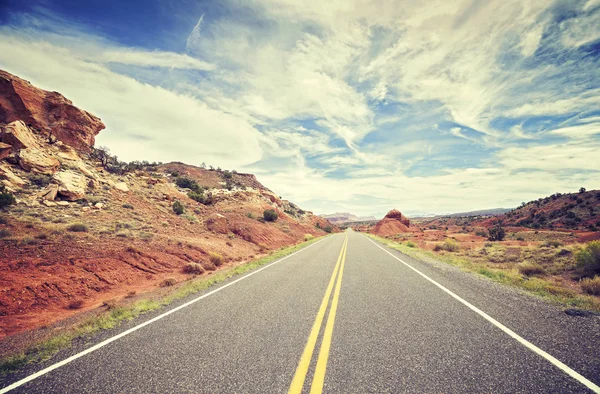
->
xmin=0 ymin=70 xmax=105 ymax=152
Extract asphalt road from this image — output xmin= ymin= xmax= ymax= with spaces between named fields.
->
xmin=2 ymin=230 xmax=600 ymax=393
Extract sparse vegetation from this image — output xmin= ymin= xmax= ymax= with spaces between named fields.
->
xmin=28 ymin=174 xmax=53 ymax=187
xmin=0 ymin=184 xmax=16 ymax=209
xmin=304 ymin=234 xmax=314 ymax=241
xmin=159 ymin=278 xmax=177 ymax=287
xmin=67 ymin=223 xmax=88 ymax=232
xmin=518 ymin=261 xmax=546 ymax=276
xmin=183 ymin=262 xmax=204 ymax=275
xmin=173 ymin=200 xmax=185 ymax=215
xmin=209 ymin=252 xmax=223 ymax=266
xmin=576 ymin=241 xmax=600 ymax=277
xmin=323 ymin=225 xmax=333 ymax=233
xmin=434 ymin=238 xmax=459 ymax=252
xmin=488 ymin=225 xmax=505 ymax=241
xmin=67 ymin=299 xmax=84 ymax=310
xmin=246 ymin=212 xmax=255 ymax=219
xmin=0 ymin=229 xmax=11 ymax=238
xmin=581 ymin=276 xmax=600 ymax=295
xmin=263 ymin=209 xmax=278 ymax=222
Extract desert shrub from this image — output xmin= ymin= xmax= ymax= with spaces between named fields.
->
xmin=580 ymin=276 xmax=600 ymax=295
xmin=246 ymin=212 xmax=255 ymax=219
xmin=0 ymin=229 xmax=12 ymax=238
xmin=433 ymin=244 xmax=443 ymax=251
xmin=67 ymin=299 xmax=84 ymax=309
xmin=405 ymin=241 xmax=416 ymax=248
xmin=67 ymin=223 xmax=88 ymax=232
xmin=488 ymin=225 xmax=505 ymax=241
xmin=304 ymin=234 xmax=314 ymax=241
xmin=475 ymin=229 xmax=488 ymax=237
xmin=518 ymin=262 xmax=546 ymax=276
xmin=188 ymin=191 xmax=207 ymax=204
xmin=202 ymin=261 xmax=217 ymax=271
xmin=28 ymin=174 xmax=53 ymax=187
xmin=0 ymin=215 xmax=7 ymax=224
xmin=263 ymin=209 xmax=278 ymax=222
xmin=576 ymin=241 xmax=600 ymax=277
xmin=226 ymin=241 xmax=233 ymax=247
xmin=0 ymin=184 xmax=16 ymax=209
xmin=258 ymin=243 xmax=269 ymax=252
xmin=516 ymin=236 xmax=525 ymax=241
xmin=176 ymin=177 xmax=203 ymax=193
xmin=209 ymin=252 xmax=223 ymax=266
xmin=173 ymin=200 xmax=184 ymax=215
xmin=323 ymin=225 xmax=333 ymax=233
xmin=159 ymin=278 xmax=177 ymax=287
xmin=183 ymin=262 xmax=204 ymax=275
xmin=542 ymin=240 xmax=563 ymax=248
xmin=122 ymin=204 xmax=134 ymax=209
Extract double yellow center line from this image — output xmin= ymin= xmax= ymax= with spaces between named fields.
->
xmin=289 ymin=234 xmax=349 ymax=394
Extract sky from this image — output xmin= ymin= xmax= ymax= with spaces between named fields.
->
xmin=0 ymin=0 xmax=599 ymax=218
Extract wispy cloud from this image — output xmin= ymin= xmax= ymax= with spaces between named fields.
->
xmin=0 ymin=0 xmax=599 ymax=216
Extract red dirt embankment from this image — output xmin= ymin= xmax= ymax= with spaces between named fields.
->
xmin=0 ymin=69 xmax=337 ymax=339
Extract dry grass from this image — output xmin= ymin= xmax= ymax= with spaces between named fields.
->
xmin=581 ymin=276 xmax=600 ymax=296
xmin=183 ymin=262 xmax=204 ymax=275
xmin=159 ymin=278 xmax=177 ymax=287
xmin=209 ymin=252 xmax=223 ymax=267
xmin=518 ymin=261 xmax=546 ymax=276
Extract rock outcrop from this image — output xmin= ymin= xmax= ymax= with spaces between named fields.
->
xmin=53 ymin=170 xmax=87 ymax=200
xmin=370 ymin=209 xmax=412 ymax=236
xmin=0 ymin=70 xmax=105 ymax=152
xmin=1 ymin=120 xmax=39 ymax=149
xmin=18 ymin=148 xmax=60 ymax=174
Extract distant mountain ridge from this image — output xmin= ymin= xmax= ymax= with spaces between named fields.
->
xmin=319 ymin=212 xmax=378 ymax=224
xmin=433 ymin=208 xmax=512 ymax=218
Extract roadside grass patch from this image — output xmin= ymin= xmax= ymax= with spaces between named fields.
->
xmin=366 ymin=234 xmax=600 ymax=313
xmin=581 ymin=276 xmax=600 ymax=296
xmin=518 ymin=261 xmax=546 ymax=276
xmin=0 ymin=235 xmax=327 ymax=376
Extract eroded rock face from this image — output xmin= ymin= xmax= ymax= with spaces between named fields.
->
xmin=370 ymin=209 xmax=412 ymax=237
xmin=0 ymin=70 xmax=105 ymax=152
xmin=206 ymin=213 xmax=228 ymax=234
xmin=18 ymin=148 xmax=60 ymax=174
xmin=383 ymin=209 xmax=410 ymax=226
xmin=53 ymin=170 xmax=87 ymax=200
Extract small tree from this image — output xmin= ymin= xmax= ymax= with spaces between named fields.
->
xmin=173 ymin=200 xmax=184 ymax=215
xmin=263 ymin=209 xmax=278 ymax=222
xmin=577 ymin=241 xmax=600 ymax=277
xmin=580 ymin=187 xmax=586 ymax=193
xmin=0 ymin=184 xmax=16 ymax=209
xmin=488 ymin=225 xmax=505 ymax=241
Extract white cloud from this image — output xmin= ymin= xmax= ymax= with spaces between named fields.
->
xmin=99 ymin=49 xmax=214 ymax=70
xmin=0 ymin=33 xmax=262 ymax=169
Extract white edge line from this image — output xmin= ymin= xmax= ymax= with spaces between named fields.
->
xmin=365 ymin=236 xmax=600 ymax=394
xmin=0 ymin=237 xmax=330 ymax=393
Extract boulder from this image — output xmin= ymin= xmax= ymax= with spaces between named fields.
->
xmin=0 ymin=121 xmax=39 ymax=150
xmin=0 ymin=70 xmax=105 ymax=152
xmin=0 ymin=142 xmax=13 ymax=160
xmin=114 ymin=182 xmax=129 ymax=192
xmin=53 ymin=170 xmax=87 ymax=201
xmin=55 ymin=201 xmax=69 ymax=207
xmin=18 ymin=148 xmax=60 ymax=174
xmin=43 ymin=200 xmax=57 ymax=207
xmin=41 ymin=184 xmax=58 ymax=201
xmin=94 ymin=202 xmax=104 ymax=209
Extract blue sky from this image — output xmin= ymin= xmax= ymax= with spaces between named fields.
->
xmin=1 ymin=0 xmax=599 ymax=217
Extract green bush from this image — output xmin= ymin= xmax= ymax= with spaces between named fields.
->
xmin=246 ymin=212 xmax=255 ymax=219
xmin=518 ymin=262 xmax=546 ymax=276
xmin=263 ymin=209 xmax=278 ymax=222
xmin=175 ymin=177 xmax=203 ymax=193
xmin=434 ymin=238 xmax=459 ymax=252
xmin=0 ymin=184 xmax=16 ymax=209
xmin=576 ymin=241 xmax=600 ymax=277
xmin=209 ymin=252 xmax=223 ymax=266
xmin=188 ymin=191 xmax=207 ymax=204
xmin=488 ymin=225 xmax=505 ymax=241
xmin=173 ymin=200 xmax=185 ymax=215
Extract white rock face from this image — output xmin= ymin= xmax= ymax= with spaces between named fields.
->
xmin=53 ymin=170 xmax=87 ymax=201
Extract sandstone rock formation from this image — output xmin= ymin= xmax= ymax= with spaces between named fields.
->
xmin=0 ymin=142 xmax=12 ymax=160
xmin=18 ymin=147 xmax=60 ymax=174
xmin=1 ymin=120 xmax=39 ymax=149
xmin=370 ymin=209 xmax=412 ymax=236
xmin=53 ymin=170 xmax=87 ymax=200
xmin=0 ymin=70 xmax=105 ymax=152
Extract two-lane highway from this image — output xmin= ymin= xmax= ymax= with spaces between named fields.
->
xmin=2 ymin=230 xmax=600 ymax=393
